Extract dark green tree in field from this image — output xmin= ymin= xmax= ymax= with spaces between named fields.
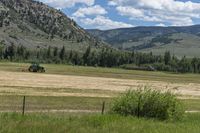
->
xmin=191 ymin=57 xmax=198 ymax=73
xmin=59 ymin=46 xmax=65 ymax=60
xmin=68 ymin=50 xmax=73 ymax=61
xmin=53 ymin=47 xmax=58 ymax=57
xmin=6 ymin=44 xmax=15 ymax=61
xmin=88 ymin=51 xmax=99 ymax=66
xmin=135 ymin=53 xmax=143 ymax=66
xmin=24 ymin=51 xmax=30 ymax=60
xmin=83 ymin=46 xmax=91 ymax=65
xmin=164 ymin=51 xmax=171 ymax=65
xmin=178 ymin=56 xmax=191 ymax=73
xmin=16 ymin=45 xmax=25 ymax=58
xmin=191 ymin=57 xmax=200 ymax=73
xmin=71 ymin=52 xmax=82 ymax=65
xmin=47 ymin=46 xmax=51 ymax=58
xmin=169 ymin=55 xmax=179 ymax=72
xmin=36 ymin=51 xmax=40 ymax=59
xmin=0 ymin=45 xmax=3 ymax=59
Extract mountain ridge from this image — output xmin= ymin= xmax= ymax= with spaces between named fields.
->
xmin=87 ymin=25 xmax=200 ymax=57
xmin=0 ymin=0 xmax=106 ymax=51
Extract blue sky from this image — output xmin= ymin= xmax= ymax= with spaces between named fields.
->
xmin=38 ymin=0 xmax=200 ymax=30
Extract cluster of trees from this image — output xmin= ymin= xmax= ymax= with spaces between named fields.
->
xmin=156 ymin=51 xmax=200 ymax=73
xmin=0 ymin=45 xmax=135 ymax=66
xmin=1 ymin=44 xmax=200 ymax=73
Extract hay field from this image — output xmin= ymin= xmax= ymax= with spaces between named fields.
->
xmin=0 ymin=70 xmax=200 ymax=98
xmin=0 ymin=62 xmax=200 ymax=113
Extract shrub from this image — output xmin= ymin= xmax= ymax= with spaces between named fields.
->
xmin=111 ymin=88 xmax=185 ymax=120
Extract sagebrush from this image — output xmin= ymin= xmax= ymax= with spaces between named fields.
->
xmin=111 ymin=88 xmax=185 ymax=120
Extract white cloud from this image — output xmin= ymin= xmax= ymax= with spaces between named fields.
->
xmin=73 ymin=5 xmax=107 ymax=18
xmin=116 ymin=6 xmax=163 ymax=22
xmin=108 ymin=1 xmax=117 ymax=6
xmin=80 ymin=16 xmax=134 ymax=30
xmin=110 ymin=0 xmax=200 ymax=26
xmin=156 ymin=23 xmax=166 ymax=27
xmin=38 ymin=0 xmax=95 ymax=8
xmin=38 ymin=0 xmax=200 ymax=29
xmin=116 ymin=6 xmax=144 ymax=18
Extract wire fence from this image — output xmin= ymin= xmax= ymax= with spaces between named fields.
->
xmin=0 ymin=95 xmax=111 ymax=115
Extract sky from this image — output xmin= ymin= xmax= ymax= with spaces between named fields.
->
xmin=38 ymin=0 xmax=200 ymax=30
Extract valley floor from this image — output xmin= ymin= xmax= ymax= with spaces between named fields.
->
xmin=0 ymin=62 xmax=200 ymax=133
xmin=0 ymin=70 xmax=200 ymax=97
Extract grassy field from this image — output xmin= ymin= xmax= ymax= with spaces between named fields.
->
xmin=0 ymin=95 xmax=111 ymax=112
xmin=0 ymin=95 xmax=199 ymax=113
xmin=0 ymin=62 xmax=200 ymax=113
xmin=0 ymin=62 xmax=200 ymax=132
xmin=0 ymin=113 xmax=200 ymax=133
xmin=1 ymin=62 xmax=200 ymax=83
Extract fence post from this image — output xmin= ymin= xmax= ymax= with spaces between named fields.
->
xmin=101 ymin=101 xmax=105 ymax=115
xmin=22 ymin=96 xmax=26 ymax=116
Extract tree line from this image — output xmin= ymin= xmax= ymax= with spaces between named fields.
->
xmin=0 ymin=44 xmax=200 ymax=73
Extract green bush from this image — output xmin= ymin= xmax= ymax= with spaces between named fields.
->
xmin=111 ymin=88 xmax=185 ymax=120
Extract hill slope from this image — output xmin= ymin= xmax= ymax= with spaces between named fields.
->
xmin=0 ymin=0 xmax=105 ymax=51
xmin=87 ymin=25 xmax=200 ymax=57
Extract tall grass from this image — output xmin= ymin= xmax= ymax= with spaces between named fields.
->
xmin=0 ymin=113 xmax=200 ymax=133
xmin=111 ymin=88 xmax=185 ymax=120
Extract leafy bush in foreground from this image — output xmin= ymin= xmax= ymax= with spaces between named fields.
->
xmin=111 ymin=88 xmax=185 ymax=120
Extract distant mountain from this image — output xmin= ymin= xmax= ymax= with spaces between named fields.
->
xmin=0 ymin=0 xmax=106 ymax=51
xmin=87 ymin=25 xmax=200 ymax=57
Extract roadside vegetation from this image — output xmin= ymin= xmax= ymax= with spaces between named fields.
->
xmin=0 ymin=113 xmax=200 ymax=133
xmin=0 ymin=89 xmax=199 ymax=133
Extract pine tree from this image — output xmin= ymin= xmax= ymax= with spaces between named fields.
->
xmin=59 ymin=46 xmax=65 ymax=60
xmin=47 ymin=46 xmax=51 ymax=58
xmin=164 ymin=51 xmax=171 ymax=65
xmin=83 ymin=46 xmax=91 ymax=65
xmin=7 ymin=44 xmax=15 ymax=61
xmin=53 ymin=47 xmax=58 ymax=57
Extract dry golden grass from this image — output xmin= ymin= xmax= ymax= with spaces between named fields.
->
xmin=0 ymin=70 xmax=200 ymax=98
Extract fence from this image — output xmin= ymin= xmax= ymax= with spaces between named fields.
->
xmin=0 ymin=95 xmax=110 ymax=115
